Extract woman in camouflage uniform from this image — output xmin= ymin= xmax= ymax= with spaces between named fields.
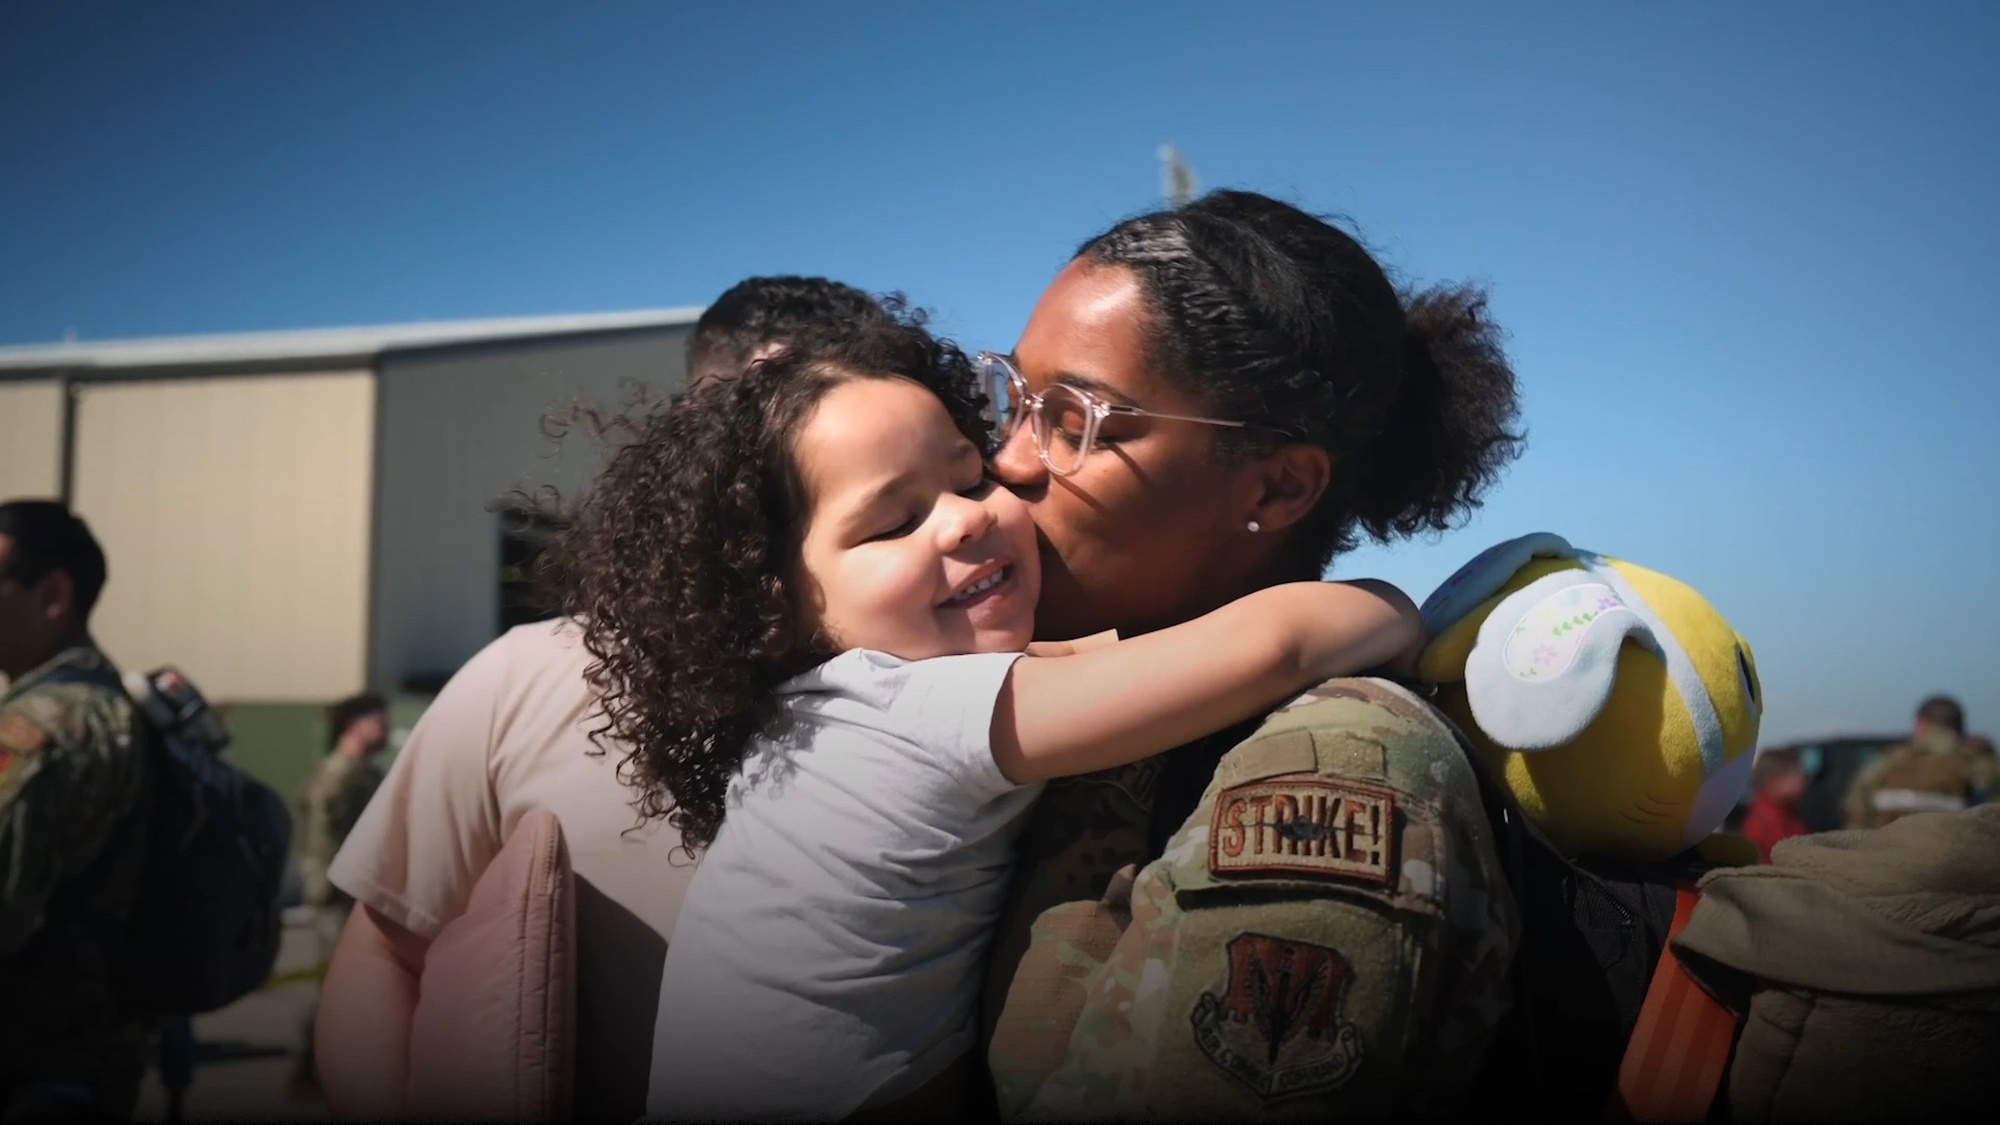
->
xmin=978 ymin=190 xmax=1527 ymax=1119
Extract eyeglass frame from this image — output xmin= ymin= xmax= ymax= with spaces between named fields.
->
xmin=977 ymin=351 xmax=1280 ymax=477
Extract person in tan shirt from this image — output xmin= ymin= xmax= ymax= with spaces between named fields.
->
xmin=324 ymin=618 xmax=688 ymax=1121
xmin=316 ymin=277 xmax=902 ymax=1122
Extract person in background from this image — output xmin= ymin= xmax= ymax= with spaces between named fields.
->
xmin=299 ymin=693 xmax=393 ymax=913
xmin=1741 ymin=747 xmax=1810 ymax=862
xmin=0 ymin=500 xmax=149 ymax=1123
xmin=315 ymin=277 xmax=902 ymax=1124
xmin=1844 ymin=695 xmax=1982 ymax=829
xmin=1961 ymin=734 xmax=1995 ymax=803
xmin=287 ymin=691 xmax=391 ymax=1101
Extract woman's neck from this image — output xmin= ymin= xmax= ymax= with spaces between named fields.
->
xmin=1122 ymin=556 xmax=1322 ymax=642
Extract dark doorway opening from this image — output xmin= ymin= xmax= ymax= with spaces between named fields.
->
xmin=498 ymin=510 xmax=561 ymax=633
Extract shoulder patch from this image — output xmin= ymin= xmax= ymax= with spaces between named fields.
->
xmin=0 ymin=710 xmax=51 ymax=756
xmin=1208 ymin=777 xmax=1396 ymax=886
xmin=1190 ymin=932 xmax=1365 ymax=1102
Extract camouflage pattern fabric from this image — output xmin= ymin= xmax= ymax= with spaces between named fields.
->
xmin=1843 ymin=728 xmax=1982 ymax=830
xmin=296 ymin=751 xmax=385 ymax=911
xmin=987 ymin=678 xmax=1520 ymax=1121
xmin=0 ymin=642 xmax=152 ymax=1120
xmin=978 ymin=757 xmax=1162 ymax=1044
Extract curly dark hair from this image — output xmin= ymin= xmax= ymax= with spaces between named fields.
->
xmin=539 ymin=312 xmax=989 ymax=851
xmin=1078 ymin=189 xmax=1526 ymax=572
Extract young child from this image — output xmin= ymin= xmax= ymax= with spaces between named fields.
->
xmin=546 ymin=315 xmax=1423 ymax=1122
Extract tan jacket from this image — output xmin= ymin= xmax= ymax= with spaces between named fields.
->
xmin=1842 ymin=728 xmax=1980 ymax=830
xmin=1673 ymin=804 xmax=2000 ymax=1122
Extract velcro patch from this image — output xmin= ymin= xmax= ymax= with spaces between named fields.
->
xmin=0 ymin=711 xmax=50 ymax=756
xmin=1208 ymin=778 xmax=1395 ymax=886
xmin=1191 ymin=932 xmax=1364 ymax=1102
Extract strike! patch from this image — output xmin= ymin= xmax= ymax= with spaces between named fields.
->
xmin=1208 ymin=777 xmax=1395 ymax=886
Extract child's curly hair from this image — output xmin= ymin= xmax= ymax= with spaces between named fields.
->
xmin=540 ymin=310 xmax=991 ymax=851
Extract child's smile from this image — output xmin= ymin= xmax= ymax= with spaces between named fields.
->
xmin=793 ymin=375 xmax=1040 ymax=661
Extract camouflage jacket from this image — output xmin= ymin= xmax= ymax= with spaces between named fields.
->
xmin=1843 ymin=729 xmax=1982 ymax=830
xmin=0 ymin=640 xmax=153 ymax=1111
xmin=984 ymin=678 xmax=1520 ymax=1120
xmin=297 ymin=751 xmax=385 ymax=910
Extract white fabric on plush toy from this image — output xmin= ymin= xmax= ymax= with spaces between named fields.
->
xmin=1460 ymin=554 xmax=1731 ymax=784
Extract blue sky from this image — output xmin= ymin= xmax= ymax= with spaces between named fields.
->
xmin=4 ymin=2 xmax=1995 ymax=745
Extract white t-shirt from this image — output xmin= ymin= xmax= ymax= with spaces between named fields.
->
xmin=646 ymin=647 xmax=1040 ymax=1122
xmin=329 ymin=619 xmax=698 ymax=1123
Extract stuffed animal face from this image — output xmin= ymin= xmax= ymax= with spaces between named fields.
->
xmin=1419 ymin=533 xmax=1762 ymax=862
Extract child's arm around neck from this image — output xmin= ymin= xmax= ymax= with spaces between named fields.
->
xmin=989 ymin=579 xmax=1422 ymax=785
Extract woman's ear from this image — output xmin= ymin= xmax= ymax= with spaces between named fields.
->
xmin=1243 ymin=443 xmax=1332 ymax=534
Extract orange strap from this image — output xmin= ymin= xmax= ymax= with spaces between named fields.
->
xmin=1605 ymin=884 xmax=1741 ymax=1124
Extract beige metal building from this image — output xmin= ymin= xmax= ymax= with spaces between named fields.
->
xmin=0 ymin=309 xmax=699 ymax=701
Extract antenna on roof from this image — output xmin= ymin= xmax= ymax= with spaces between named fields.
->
xmin=1158 ymin=144 xmax=1198 ymax=208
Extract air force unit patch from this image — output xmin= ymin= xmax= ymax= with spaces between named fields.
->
xmin=1190 ymin=933 xmax=1365 ymax=1102
xmin=1208 ymin=777 xmax=1395 ymax=886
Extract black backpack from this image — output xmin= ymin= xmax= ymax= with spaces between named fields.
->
xmin=50 ymin=662 xmax=294 ymax=1015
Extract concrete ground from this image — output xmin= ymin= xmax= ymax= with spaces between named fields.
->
xmin=132 ymin=921 xmax=333 ymax=1124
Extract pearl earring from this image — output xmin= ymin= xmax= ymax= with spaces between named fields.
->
xmin=1246 ymin=520 xmax=1262 ymax=533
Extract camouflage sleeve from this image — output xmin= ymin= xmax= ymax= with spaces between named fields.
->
xmin=1842 ymin=748 xmax=1900 ymax=830
xmin=989 ymin=679 xmax=1521 ymax=1121
xmin=326 ymin=766 xmax=384 ymax=847
xmin=296 ymin=763 xmax=341 ymax=908
xmin=979 ymin=758 xmax=1161 ymax=1052
xmin=0 ymin=691 xmax=143 ymax=957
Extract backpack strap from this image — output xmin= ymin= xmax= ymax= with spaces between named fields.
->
xmin=1605 ymin=883 xmax=1741 ymax=1123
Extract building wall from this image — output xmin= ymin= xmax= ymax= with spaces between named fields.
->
xmin=0 ymin=379 xmax=65 ymax=500
xmin=70 ymin=372 xmax=376 ymax=701
xmin=369 ymin=327 xmax=689 ymax=689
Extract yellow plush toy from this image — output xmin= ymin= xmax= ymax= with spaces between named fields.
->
xmin=1417 ymin=532 xmax=1763 ymax=864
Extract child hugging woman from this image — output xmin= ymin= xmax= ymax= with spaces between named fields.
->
xmin=544 ymin=307 xmax=1423 ymax=1122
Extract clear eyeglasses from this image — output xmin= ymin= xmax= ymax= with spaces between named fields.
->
xmin=976 ymin=351 xmax=1255 ymax=476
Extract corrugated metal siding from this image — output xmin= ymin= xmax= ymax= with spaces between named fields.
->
xmin=371 ymin=327 xmax=689 ymax=689
xmin=71 ymin=372 xmax=375 ymax=701
xmin=0 ymin=380 xmax=64 ymax=500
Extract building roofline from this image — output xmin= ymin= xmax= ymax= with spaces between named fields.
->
xmin=0 ymin=307 xmax=705 ymax=379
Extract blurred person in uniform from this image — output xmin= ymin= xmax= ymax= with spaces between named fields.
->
xmin=286 ymin=692 xmax=390 ymax=1101
xmin=315 ymin=276 xmax=904 ymax=1123
xmin=299 ymin=693 xmax=392 ymax=926
xmin=1963 ymin=734 xmax=1996 ymax=802
xmin=1844 ymin=695 xmax=1982 ymax=829
xmin=0 ymin=500 xmax=148 ymax=1123
xmin=1740 ymin=747 xmax=1810 ymax=862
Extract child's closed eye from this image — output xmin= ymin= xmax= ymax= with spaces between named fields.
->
xmin=868 ymin=513 xmax=923 ymax=541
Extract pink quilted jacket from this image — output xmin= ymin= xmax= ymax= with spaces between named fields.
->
xmin=406 ymin=808 xmax=577 ymax=1122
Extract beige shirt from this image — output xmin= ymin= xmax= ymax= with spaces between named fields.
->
xmin=329 ymin=618 xmax=697 ymax=1122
